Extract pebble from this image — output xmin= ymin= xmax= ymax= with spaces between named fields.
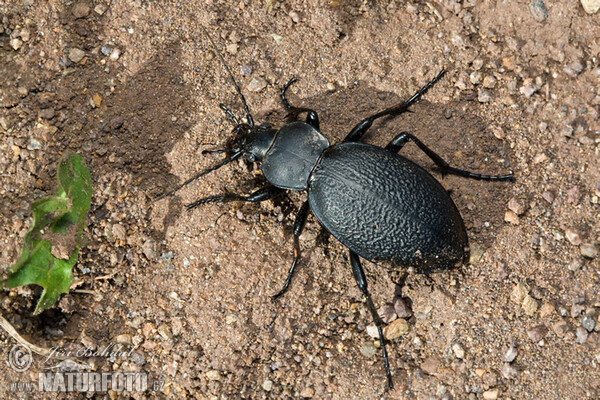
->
xmin=19 ymin=30 xmax=30 ymax=42
xmin=101 ymin=45 xmax=113 ymax=56
xmin=552 ymin=321 xmax=569 ymax=337
xmin=94 ymin=4 xmax=108 ymax=15
xmin=247 ymin=77 xmax=267 ymax=92
xmin=568 ymin=258 xmax=582 ymax=272
xmin=565 ymin=228 xmax=582 ymax=246
xmin=502 ymin=363 xmax=518 ymax=379
xmin=10 ymin=38 xmax=23 ymax=50
xmin=109 ymin=48 xmax=120 ymax=60
xmin=360 ymin=341 xmax=377 ymax=358
xmin=114 ymin=333 xmax=133 ymax=345
xmin=72 ymin=2 xmax=91 ymax=18
xmin=580 ymin=242 xmax=598 ymax=259
xmin=157 ymin=324 xmax=172 ymax=340
xmin=240 ymin=64 xmax=253 ymax=76
xmin=483 ymin=389 xmax=499 ymax=400
xmin=421 ymin=355 xmax=441 ymax=375
xmin=131 ymin=351 xmax=145 ymax=366
xmin=542 ymin=191 xmax=555 ymax=204
xmin=576 ymin=326 xmax=589 ymax=343
xmin=289 ymin=10 xmax=300 ymax=23
xmin=522 ymin=294 xmax=538 ymax=316
xmin=384 ymin=318 xmax=409 ymax=340
xmin=519 ymin=78 xmax=540 ymax=97
xmin=561 ymin=125 xmax=574 ymax=137
xmin=206 ymin=370 xmax=221 ymax=381
xmin=393 ymin=296 xmax=413 ymax=318
xmin=482 ymin=75 xmax=497 ymax=89
xmin=27 ymin=138 xmax=41 ymax=150
xmin=142 ymin=239 xmax=157 ymax=260
xmin=469 ymin=71 xmax=482 ymax=85
xmin=378 ymin=303 xmax=397 ymax=324
xmin=508 ymin=198 xmax=527 ymax=215
xmin=112 ymin=223 xmax=127 ymax=241
xmin=529 ymin=0 xmax=548 ymax=22
xmin=69 ymin=48 xmax=86 ymax=63
xmin=564 ymin=60 xmax=584 ymax=77
xmin=527 ymin=325 xmax=548 ymax=343
xmin=367 ymin=324 xmax=379 ymax=339
xmin=451 ymin=343 xmax=465 ymax=359
xmin=477 ymin=89 xmax=493 ymax=103
xmin=504 ymin=346 xmax=518 ymax=363
xmin=300 ymin=387 xmax=315 ymax=398
xmin=226 ymin=43 xmax=238 ymax=55
xmin=572 ymin=304 xmax=586 ymax=318
xmin=262 ymin=379 xmax=273 ymax=391
xmin=504 ymin=210 xmax=519 ymax=225
xmin=539 ymin=302 xmax=555 ymax=318
xmin=581 ymin=0 xmax=600 ymax=13
xmin=511 ymin=283 xmax=529 ymax=304
xmin=582 ymin=313 xmax=596 ymax=332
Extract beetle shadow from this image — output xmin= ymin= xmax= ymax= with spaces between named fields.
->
xmin=281 ymin=81 xmax=515 ymax=253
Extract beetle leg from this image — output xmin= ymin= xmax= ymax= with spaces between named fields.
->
xmin=186 ymin=186 xmax=284 ymax=210
xmin=349 ymin=251 xmax=394 ymax=390
xmin=344 ymin=70 xmax=445 ymax=143
xmin=280 ymin=77 xmax=321 ymax=130
xmin=272 ymin=200 xmax=310 ymax=300
xmin=280 ymin=77 xmax=297 ymax=109
xmin=385 ymin=132 xmax=514 ymax=181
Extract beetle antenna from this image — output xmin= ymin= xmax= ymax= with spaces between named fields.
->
xmin=202 ymin=26 xmax=255 ymax=127
xmin=152 ymin=150 xmax=243 ymax=203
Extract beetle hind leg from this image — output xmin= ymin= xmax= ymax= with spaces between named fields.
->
xmin=349 ymin=250 xmax=394 ymax=390
xmin=385 ymin=132 xmax=514 ymax=181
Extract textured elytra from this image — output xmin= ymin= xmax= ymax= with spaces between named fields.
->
xmin=261 ymin=121 xmax=330 ymax=190
xmin=308 ymin=142 xmax=468 ymax=270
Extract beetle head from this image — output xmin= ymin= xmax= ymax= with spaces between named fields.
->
xmin=230 ymin=123 xmax=276 ymax=162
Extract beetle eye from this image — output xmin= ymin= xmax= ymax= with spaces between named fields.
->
xmin=246 ymin=153 xmax=256 ymax=162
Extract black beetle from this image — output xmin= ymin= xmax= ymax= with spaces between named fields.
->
xmin=156 ymin=34 xmax=513 ymax=390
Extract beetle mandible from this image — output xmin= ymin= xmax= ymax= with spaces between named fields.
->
xmin=156 ymin=32 xmax=514 ymax=390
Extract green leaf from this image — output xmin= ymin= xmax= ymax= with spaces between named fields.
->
xmin=3 ymin=153 xmax=92 ymax=315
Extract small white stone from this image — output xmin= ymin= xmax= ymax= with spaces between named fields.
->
xmin=10 ymin=38 xmax=23 ymax=50
xmin=262 ymin=379 xmax=273 ymax=391
xmin=581 ymin=0 xmax=600 ymax=14
xmin=452 ymin=343 xmax=465 ymax=359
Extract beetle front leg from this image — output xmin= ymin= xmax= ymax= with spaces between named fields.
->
xmin=186 ymin=186 xmax=285 ymax=210
xmin=272 ymin=200 xmax=310 ymax=300
xmin=349 ymin=250 xmax=394 ymax=390
xmin=280 ymin=77 xmax=320 ymax=130
xmin=385 ymin=132 xmax=514 ymax=181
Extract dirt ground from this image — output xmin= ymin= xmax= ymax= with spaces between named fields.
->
xmin=1 ymin=0 xmax=599 ymax=399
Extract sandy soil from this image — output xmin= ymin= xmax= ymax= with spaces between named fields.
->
xmin=1 ymin=1 xmax=599 ymax=399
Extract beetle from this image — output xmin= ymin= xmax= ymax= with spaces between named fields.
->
xmin=156 ymin=33 xmax=513 ymax=390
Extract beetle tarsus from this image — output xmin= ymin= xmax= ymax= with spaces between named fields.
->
xmin=349 ymin=251 xmax=394 ymax=390
xmin=272 ymin=201 xmax=310 ymax=301
xmin=385 ymin=131 xmax=514 ymax=182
